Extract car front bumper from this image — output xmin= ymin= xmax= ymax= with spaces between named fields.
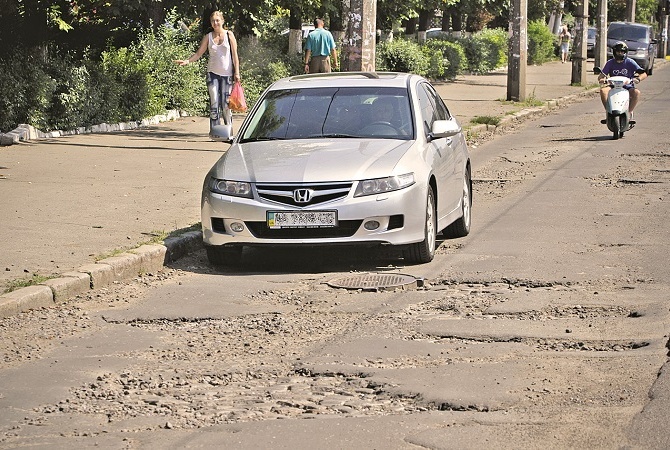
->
xmin=201 ymin=182 xmax=429 ymax=248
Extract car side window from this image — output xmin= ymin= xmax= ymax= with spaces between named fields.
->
xmin=416 ymin=82 xmax=451 ymax=134
xmin=423 ymin=83 xmax=452 ymax=121
xmin=416 ymin=83 xmax=436 ymax=134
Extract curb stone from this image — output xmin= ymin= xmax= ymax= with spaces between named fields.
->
xmin=463 ymin=87 xmax=599 ymax=140
xmin=0 ymin=110 xmax=187 ymax=147
xmin=0 ymin=231 xmax=203 ymax=318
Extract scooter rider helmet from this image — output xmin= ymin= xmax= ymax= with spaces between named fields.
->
xmin=612 ymin=41 xmax=628 ymax=62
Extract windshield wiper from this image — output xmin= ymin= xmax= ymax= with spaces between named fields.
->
xmin=319 ymin=133 xmax=359 ymax=138
xmin=239 ymin=136 xmax=284 ymax=143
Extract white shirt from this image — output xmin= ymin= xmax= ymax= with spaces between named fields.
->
xmin=207 ymin=31 xmax=233 ymax=76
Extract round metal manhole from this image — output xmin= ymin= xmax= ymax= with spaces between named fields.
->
xmin=326 ymin=273 xmax=423 ymax=291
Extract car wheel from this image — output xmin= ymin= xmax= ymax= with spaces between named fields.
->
xmin=206 ymin=245 xmax=242 ymax=266
xmin=443 ymin=166 xmax=472 ymax=238
xmin=647 ymin=62 xmax=653 ymax=75
xmin=403 ymin=186 xmax=436 ymax=264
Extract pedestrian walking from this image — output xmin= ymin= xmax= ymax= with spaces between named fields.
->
xmin=559 ymin=25 xmax=571 ymax=64
xmin=304 ymin=18 xmax=338 ymax=73
xmin=175 ymin=10 xmax=241 ymax=137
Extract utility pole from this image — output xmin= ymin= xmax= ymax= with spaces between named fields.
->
xmin=626 ymin=0 xmax=636 ymax=22
xmin=507 ymin=0 xmax=527 ymax=102
xmin=659 ymin=1 xmax=668 ymax=59
xmin=595 ymin=0 xmax=607 ymax=68
xmin=571 ymin=0 xmax=589 ymax=85
xmin=341 ymin=0 xmax=377 ymax=71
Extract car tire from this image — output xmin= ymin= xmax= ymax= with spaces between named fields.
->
xmin=443 ymin=166 xmax=472 ymax=239
xmin=206 ymin=245 xmax=242 ymax=266
xmin=403 ymin=186 xmax=436 ymax=264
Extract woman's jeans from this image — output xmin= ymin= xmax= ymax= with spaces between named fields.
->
xmin=206 ymin=72 xmax=233 ymax=131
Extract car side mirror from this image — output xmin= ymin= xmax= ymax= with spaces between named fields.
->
xmin=210 ymin=124 xmax=234 ymax=143
xmin=429 ymin=119 xmax=461 ymax=141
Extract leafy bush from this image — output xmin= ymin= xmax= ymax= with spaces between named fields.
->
xmin=376 ymin=38 xmax=429 ymax=75
xmin=477 ymin=28 xmax=508 ymax=69
xmin=0 ymin=51 xmax=54 ymax=132
xmin=133 ymin=24 xmax=208 ymax=117
xmin=425 ymin=39 xmax=467 ymax=80
xmin=237 ymin=36 xmax=297 ymax=109
xmin=527 ymin=20 xmax=556 ymax=65
xmin=459 ymin=28 xmax=508 ymax=74
xmin=100 ymin=47 xmax=150 ymax=122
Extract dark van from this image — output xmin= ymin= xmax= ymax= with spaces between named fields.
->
xmin=607 ymin=22 xmax=657 ymax=74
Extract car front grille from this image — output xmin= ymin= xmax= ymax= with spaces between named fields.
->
xmin=255 ymin=182 xmax=352 ymax=207
xmin=246 ymin=220 xmax=363 ymax=238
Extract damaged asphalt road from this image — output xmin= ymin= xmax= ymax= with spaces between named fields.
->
xmin=2 ymin=69 xmax=670 ymax=449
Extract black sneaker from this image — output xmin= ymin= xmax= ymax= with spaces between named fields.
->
xmin=600 ymin=119 xmax=607 ymax=124
xmin=629 ymin=119 xmax=636 ymax=126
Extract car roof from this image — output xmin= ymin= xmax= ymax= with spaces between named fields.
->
xmin=608 ymin=21 xmax=651 ymax=29
xmin=267 ymin=72 xmax=420 ymax=91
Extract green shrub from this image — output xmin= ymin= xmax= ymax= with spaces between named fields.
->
xmin=44 ymin=56 xmax=93 ymax=131
xmin=100 ymin=47 xmax=150 ymax=122
xmin=422 ymin=46 xmax=445 ymax=79
xmin=425 ymin=39 xmax=467 ymax=80
xmin=460 ymin=28 xmax=508 ymax=74
xmin=0 ymin=51 xmax=54 ymax=132
xmin=376 ymin=38 xmax=430 ymax=75
xmin=237 ymin=36 xmax=296 ymax=109
xmin=477 ymin=28 xmax=508 ymax=69
xmin=134 ymin=24 xmax=208 ymax=117
xmin=527 ymin=20 xmax=556 ymax=65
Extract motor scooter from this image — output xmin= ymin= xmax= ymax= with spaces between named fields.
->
xmin=594 ymin=67 xmax=643 ymax=140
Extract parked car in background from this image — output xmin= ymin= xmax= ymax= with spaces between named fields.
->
xmin=607 ymin=21 xmax=657 ymax=74
xmin=587 ymin=26 xmax=596 ymax=58
xmin=280 ymin=24 xmax=314 ymax=39
xmin=202 ymin=72 xmax=472 ymax=266
xmin=426 ymin=27 xmax=449 ymax=39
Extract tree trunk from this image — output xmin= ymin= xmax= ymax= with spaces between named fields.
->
xmin=289 ymin=8 xmax=303 ymax=55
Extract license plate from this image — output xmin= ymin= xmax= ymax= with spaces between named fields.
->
xmin=267 ymin=211 xmax=337 ymax=229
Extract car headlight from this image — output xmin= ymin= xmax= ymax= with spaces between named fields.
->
xmin=208 ymin=177 xmax=253 ymax=198
xmin=354 ymin=173 xmax=415 ymax=197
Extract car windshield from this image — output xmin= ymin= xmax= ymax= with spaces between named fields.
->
xmin=608 ymin=24 xmax=648 ymax=42
xmin=240 ymin=87 xmax=413 ymax=142
xmin=588 ymin=28 xmax=596 ymax=39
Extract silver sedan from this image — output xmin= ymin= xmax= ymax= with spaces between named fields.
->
xmin=201 ymin=72 xmax=471 ymax=265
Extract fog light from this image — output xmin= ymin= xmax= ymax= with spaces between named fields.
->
xmin=364 ymin=220 xmax=380 ymax=230
xmin=230 ymin=222 xmax=245 ymax=232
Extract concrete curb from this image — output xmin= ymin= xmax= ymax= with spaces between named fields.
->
xmin=0 ymin=110 xmax=186 ymax=147
xmin=0 ymin=232 xmax=204 ymax=318
xmin=464 ymin=87 xmax=599 ymax=140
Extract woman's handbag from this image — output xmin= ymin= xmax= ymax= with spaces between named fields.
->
xmin=228 ymin=81 xmax=248 ymax=113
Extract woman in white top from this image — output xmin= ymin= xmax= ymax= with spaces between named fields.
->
xmin=176 ymin=11 xmax=241 ymax=135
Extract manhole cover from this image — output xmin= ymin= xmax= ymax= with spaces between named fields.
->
xmin=327 ymin=273 xmax=422 ymax=291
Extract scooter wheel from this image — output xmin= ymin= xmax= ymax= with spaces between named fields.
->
xmin=612 ymin=116 xmax=620 ymax=140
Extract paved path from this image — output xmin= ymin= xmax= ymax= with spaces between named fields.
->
xmin=0 ymin=60 xmax=635 ymax=298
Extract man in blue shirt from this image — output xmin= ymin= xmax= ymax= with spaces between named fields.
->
xmin=598 ymin=41 xmax=647 ymax=124
xmin=304 ymin=18 xmax=338 ymax=73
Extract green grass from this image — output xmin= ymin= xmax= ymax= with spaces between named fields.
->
xmin=471 ymin=115 xmax=501 ymax=126
xmin=3 ymin=273 xmax=55 ymax=294
xmin=94 ymin=224 xmax=202 ymax=262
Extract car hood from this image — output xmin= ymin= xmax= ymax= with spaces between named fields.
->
xmin=212 ymin=139 xmax=415 ymax=182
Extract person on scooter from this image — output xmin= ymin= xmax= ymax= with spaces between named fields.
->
xmin=598 ymin=41 xmax=647 ymax=125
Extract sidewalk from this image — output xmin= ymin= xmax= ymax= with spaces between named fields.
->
xmin=0 ymin=60 xmax=640 ymax=316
